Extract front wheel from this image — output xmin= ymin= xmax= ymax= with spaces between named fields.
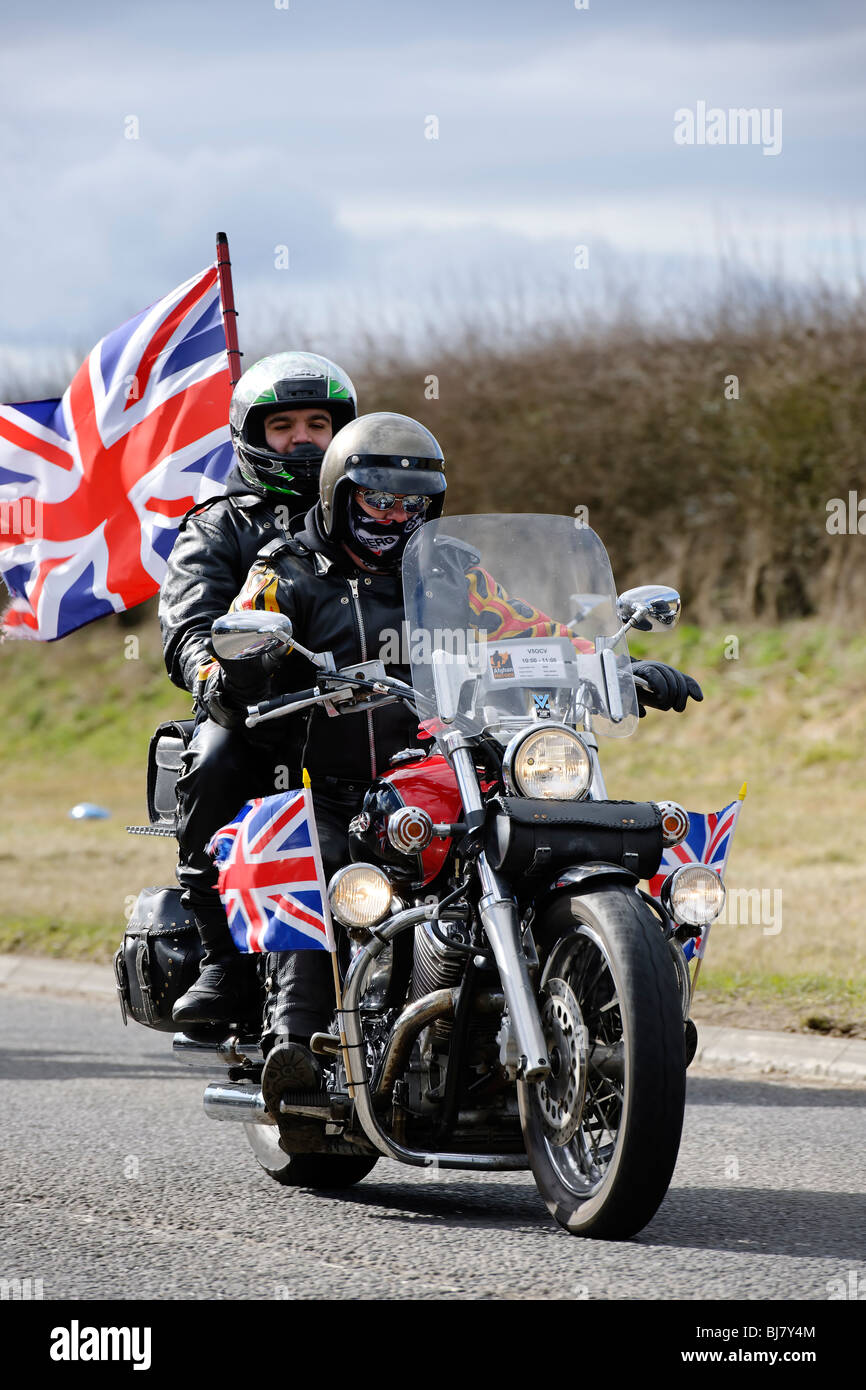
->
xmin=243 ymin=1125 xmax=379 ymax=1188
xmin=518 ymin=886 xmax=686 ymax=1239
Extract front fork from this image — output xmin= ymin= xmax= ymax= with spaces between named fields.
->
xmin=446 ymin=736 xmax=550 ymax=1082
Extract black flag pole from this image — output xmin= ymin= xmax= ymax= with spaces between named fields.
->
xmin=215 ymin=232 xmax=242 ymax=388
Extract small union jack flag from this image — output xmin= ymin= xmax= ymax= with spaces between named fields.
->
xmin=208 ymin=790 xmax=336 ymax=955
xmin=649 ymin=788 xmax=745 ymax=959
xmin=0 ymin=264 xmax=234 ymax=640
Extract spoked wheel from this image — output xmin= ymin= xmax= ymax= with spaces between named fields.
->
xmin=518 ymin=886 xmax=686 ymax=1239
xmin=243 ymin=1125 xmax=379 ymax=1188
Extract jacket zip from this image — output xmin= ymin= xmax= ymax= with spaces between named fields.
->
xmin=347 ymin=576 xmax=377 ymax=780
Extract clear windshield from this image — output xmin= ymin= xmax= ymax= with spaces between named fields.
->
xmin=402 ymin=514 xmax=639 ymax=740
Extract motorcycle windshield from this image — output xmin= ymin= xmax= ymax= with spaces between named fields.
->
xmin=402 ymin=514 xmax=639 ymax=739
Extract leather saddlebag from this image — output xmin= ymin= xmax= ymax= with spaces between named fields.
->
xmin=114 ymin=886 xmax=204 ymax=1031
xmin=485 ymin=797 xmax=664 ymax=879
xmin=146 ymin=719 xmax=195 ymax=829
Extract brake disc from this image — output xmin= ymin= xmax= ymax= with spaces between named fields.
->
xmin=534 ymin=977 xmax=588 ymax=1146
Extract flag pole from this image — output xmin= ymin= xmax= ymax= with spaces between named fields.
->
xmin=216 ymin=232 xmax=243 ymax=388
xmin=302 ymin=770 xmax=357 ymax=1100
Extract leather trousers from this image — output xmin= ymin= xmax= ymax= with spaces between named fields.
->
xmin=174 ymin=717 xmax=302 ymax=961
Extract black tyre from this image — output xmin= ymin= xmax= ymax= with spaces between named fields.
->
xmin=518 ymin=885 xmax=686 ymax=1239
xmin=243 ymin=1125 xmax=379 ymax=1188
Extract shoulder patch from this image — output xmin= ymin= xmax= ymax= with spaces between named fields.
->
xmin=230 ymin=564 xmax=282 ymax=614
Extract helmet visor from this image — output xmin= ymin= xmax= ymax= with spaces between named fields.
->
xmin=345 ymin=454 xmax=446 ymax=498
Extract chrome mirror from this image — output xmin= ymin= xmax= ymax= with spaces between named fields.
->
xmin=616 ymin=585 xmax=681 ymax=633
xmin=211 ymin=611 xmax=295 ymax=662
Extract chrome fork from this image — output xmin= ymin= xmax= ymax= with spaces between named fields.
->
xmin=444 ymin=734 xmax=550 ymax=1082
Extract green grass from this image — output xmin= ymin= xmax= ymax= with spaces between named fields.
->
xmin=692 ymin=970 xmax=866 ymax=1039
xmin=0 ymin=915 xmax=121 ymax=962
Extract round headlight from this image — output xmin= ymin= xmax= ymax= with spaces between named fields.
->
xmin=505 ymin=726 xmax=592 ymax=800
xmin=662 ymin=864 xmax=726 ymax=927
xmin=328 ymin=864 xmax=393 ymax=930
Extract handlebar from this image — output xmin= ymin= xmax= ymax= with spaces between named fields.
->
xmin=244 ymin=669 xmax=649 ymax=730
xmin=245 ymin=684 xmax=349 ymax=726
xmin=245 ymin=673 xmax=419 ymax=728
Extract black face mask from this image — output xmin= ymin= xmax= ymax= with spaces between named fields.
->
xmin=281 ymin=441 xmax=324 ymax=488
xmin=345 ymin=495 xmax=425 ymax=573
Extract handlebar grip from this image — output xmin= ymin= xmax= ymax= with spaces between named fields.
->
xmin=249 ymin=688 xmax=318 ymax=718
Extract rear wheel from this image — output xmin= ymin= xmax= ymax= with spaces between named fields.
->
xmin=518 ymin=885 xmax=685 ymax=1239
xmin=243 ymin=1125 xmax=379 ymax=1188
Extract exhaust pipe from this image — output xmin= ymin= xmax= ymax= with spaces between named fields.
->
xmin=203 ymin=1081 xmax=336 ymax=1125
xmin=203 ymin=1082 xmax=273 ymax=1124
xmin=374 ymin=989 xmax=505 ymax=1103
xmin=173 ymin=1033 xmax=263 ymax=1070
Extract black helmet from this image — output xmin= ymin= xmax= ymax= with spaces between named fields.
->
xmin=229 ymin=351 xmax=357 ymax=496
xmin=319 ymin=413 xmax=447 ymax=542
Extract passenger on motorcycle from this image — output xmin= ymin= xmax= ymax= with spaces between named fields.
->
xmin=159 ymin=352 xmax=357 ymax=1026
xmin=174 ymin=412 xmax=703 ymax=1108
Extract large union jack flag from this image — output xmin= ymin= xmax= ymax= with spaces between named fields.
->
xmin=649 ymin=789 xmax=745 ymax=959
xmin=0 ymin=264 xmax=234 ymax=640
xmin=208 ymin=790 xmax=336 ymax=955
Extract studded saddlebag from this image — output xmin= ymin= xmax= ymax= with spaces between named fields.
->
xmin=485 ymin=798 xmax=664 ymax=879
xmin=114 ymin=886 xmax=204 ymax=1030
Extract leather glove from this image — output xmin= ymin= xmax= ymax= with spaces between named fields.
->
xmin=201 ymin=648 xmax=283 ymax=728
xmin=630 ymin=660 xmax=703 ymax=717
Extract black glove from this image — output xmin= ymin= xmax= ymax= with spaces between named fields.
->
xmin=201 ymin=649 xmax=283 ymax=728
xmin=630 ymin=660 xmax=703 ymax=717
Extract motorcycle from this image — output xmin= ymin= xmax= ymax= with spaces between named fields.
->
xmin=116 ymin=514 xmax=726 ymax=1239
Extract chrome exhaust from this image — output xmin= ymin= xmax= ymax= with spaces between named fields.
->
xmin=203 ymin=1082 xmax=273 ymax=1124
xmin=375 ymin=988 xmax=505 ymax=1103
xmin=203 ymin=1081 xmax=336 ymax=1125
xmin=173 ymin=1033 xmax=263 ymax=1070
xmin=342 ymin=911 xmax=530 ymax=1171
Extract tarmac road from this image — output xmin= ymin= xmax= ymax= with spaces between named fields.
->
xmin=0 ymin=992 xmax=863 ymax=1303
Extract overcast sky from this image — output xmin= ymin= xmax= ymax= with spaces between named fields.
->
xmin=1 ymin=0 xmax=864 ymax=382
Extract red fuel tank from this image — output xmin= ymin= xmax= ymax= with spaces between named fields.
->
xmin=349 ymin=753 xmax=464 ymax=887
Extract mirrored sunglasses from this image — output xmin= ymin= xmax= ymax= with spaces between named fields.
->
xmin=356 ymin=488 xmax=432 ymax=514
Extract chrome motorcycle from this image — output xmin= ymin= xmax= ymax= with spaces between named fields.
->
xmin=120 ymin=515 xmax=725 ymax=1239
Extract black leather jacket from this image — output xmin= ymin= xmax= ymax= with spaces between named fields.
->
xmin=158 ymin=467 xmax=313 ymax=694
xmin=220 ymin=507 xmax=417 ymax=784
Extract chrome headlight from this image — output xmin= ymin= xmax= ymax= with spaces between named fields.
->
xmin=661 ymin=864 xmax=726 ymax=927
xmin=503 ymin=726 xmax=592 ymax=801
xmin=328 ymin=864 xmax=393 ymax=930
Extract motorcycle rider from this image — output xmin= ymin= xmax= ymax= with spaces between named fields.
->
xmin=188 ymin=412 xmax=703 ymax=1108
xmin=159 ymin=352 xmax=357 ymax=1025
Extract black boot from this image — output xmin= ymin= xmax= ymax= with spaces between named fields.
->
xmin=172 ymin=916 xmax=258 ymax=1026
xmin=259 ymin=951 xmax=330 ymax=1111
